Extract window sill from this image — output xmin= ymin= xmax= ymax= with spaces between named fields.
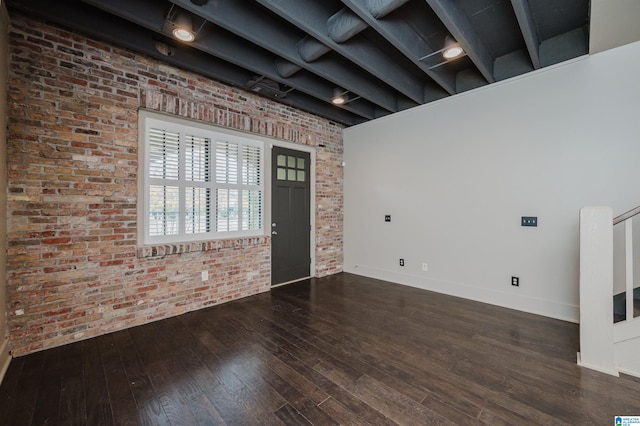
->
xmin=137 ymin=236 xmax=270 ymax=258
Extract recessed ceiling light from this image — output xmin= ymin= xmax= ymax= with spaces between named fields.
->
xmin=442 ymin=36 xmax=463 ymax=59
xmin=332 ymin=88 xmax=347 ymax=105
xmin=172 ymin=12 xmax=196 ymax=42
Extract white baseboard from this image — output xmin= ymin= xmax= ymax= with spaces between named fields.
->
xmin=0 ymin=338 xmax=11 ymax=385
xmin=345 ymin=265 xmax=580 ymax=323
xmin=576 ymin=352 xmax=620 ymax=377
xmin=616 ymin=367 xmax=640 ymax=379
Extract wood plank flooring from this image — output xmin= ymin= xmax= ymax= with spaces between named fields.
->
xmin=1 ymin=272 xmax=640 ymax=425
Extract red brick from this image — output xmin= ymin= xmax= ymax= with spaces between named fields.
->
xmin=43 ymin=307 xmax=72 ymax=317
xmin=42 ymin=238 xmax=71 ymax=245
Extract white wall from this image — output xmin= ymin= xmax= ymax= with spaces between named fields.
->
xmin=590 ymin=0 xmax=640 ymax=54
xmin=343 ymin=41 xmax=640 ymax=323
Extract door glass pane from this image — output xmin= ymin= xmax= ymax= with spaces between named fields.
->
xmin=277 ymin=155 xmax=287 ymax=167
xmin=297 ymin=157 xmax=305 ymax=169
xmin=277 ymin=168 xmax=286 ymax=180
xmin=287 ymin=156 xmax=296 ymax=168
xmin=297 ymin=170 xmax=305 ymax=182
xmin=287 ymin=169 xmax=296 ymax=181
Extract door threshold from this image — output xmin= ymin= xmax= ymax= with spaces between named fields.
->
xmin=271 ymin=276 xmax=312 ymax=288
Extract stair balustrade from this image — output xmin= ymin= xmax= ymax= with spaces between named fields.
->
xmin=578 ymin=205 xmax=640 ymax=377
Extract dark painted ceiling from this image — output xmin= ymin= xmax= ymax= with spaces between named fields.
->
xmin=7 ymin=0 xmax=590 ymax=126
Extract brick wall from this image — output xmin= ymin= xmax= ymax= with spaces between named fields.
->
xmin=6 ymin=15 xmax=344 ymax=356
xmin=0 ymin=3 xmax=10 ymax=375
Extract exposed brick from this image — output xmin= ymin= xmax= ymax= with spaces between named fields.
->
xmin=6 ymin=14 xmax=344 ymax=357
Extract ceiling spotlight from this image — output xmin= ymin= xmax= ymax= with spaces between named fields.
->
xmin=332 ymin=88 xmax=347 ymax=105
xmin=442 ymin=36 xmax=463 ymax=59
xmin=172 ymin=12 xmax=196 ymax=42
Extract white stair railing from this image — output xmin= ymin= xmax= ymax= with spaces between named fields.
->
xmin=623 ymin=215 xmax=634 ymax=322
xmin=578 ymin=205 xmax=640 ymax=377
xmin=613 ymin=205 xmax=640 ymax=324
xmin=611 ymin=206 xmax=640 ymax=377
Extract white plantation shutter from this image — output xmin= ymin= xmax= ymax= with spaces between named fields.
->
xmin=216 ymin=141 xmax=239 ymax=184
xmin=242 ymin=190 xmax=262 ymax=231
xmin=214 ymin=140 xmax=263 ymax=233
xmin=185 ymin=135 xmax=211 ymax=235
xmin=242 ymin=145 xmax=261 ymax=185
xmin=186 ymin=135 xmax=209 ymax=182
xmin=216 ymin=188 xmax=239 ymax=232
xmin=148 ymin=185 xmax=179 ymax=236
xmin=149 ymin=128 xmax=180 ymax=179
xmin=241 ymin=145 xmax=262 ymax=230
xmin=148 ymin=127 xmax=181 ymax=237
xmin=185 ymin=186 xmax=210 ymax=234
xmin=142 ymin=114 xmax=263 ymax=244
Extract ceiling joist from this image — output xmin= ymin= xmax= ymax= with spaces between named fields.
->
xmin=256 ymin=0 xmax=426 ymax=105
xmin=424 ymin=0 xmax=496 ymax=83
xmin=510 ymin=0 xmax=542 ymax=69
xmin=6 ymin=0 xmax=589 ymax=126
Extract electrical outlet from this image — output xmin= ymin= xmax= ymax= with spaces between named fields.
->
xmin=399 ymin=258 xmax=404 ymax=267
xmin=422 ymin=263 xmax=428 ymax=272
xmin=385 ymin=215 xmax=391 ymax=222
xmin=511 ymin=276 xmax=519 ymax=286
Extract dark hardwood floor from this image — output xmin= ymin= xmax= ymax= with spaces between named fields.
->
xmin=2 ymin=272 xmax=640 ymax=425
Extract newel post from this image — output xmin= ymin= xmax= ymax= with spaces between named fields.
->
xmin=577 ymin=206 xmax=618 ymax=376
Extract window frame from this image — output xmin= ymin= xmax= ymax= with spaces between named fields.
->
xmin=139 ymin=111 xmax=265 ymax=245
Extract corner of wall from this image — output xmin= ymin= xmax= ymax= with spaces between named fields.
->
xmin=0 ymin=0 xmax=11 ymax=383
xmin=589 ymin=0 xmax=640 ymax=54
xmin=0 ymin=339 xmax=11 ymax=384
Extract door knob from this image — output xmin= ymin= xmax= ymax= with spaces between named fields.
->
xmin=272 ymin=231 xmax=278 ymax=235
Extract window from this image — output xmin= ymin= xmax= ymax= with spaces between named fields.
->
xmin=141 ymin=114 xmax=263 ymax=244
xmin=276 ymin=153 xmax=307 ymax=182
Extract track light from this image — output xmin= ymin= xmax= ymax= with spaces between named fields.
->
xmin=172 ymin=12 xmax=196 ymax=42
xmin=332 ymin=88 xmax=347 ymax=105
xmin=442 ymin=36 xmax=463 ymax=59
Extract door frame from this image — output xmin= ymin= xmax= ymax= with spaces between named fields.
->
xmin=266 ymin=141 xmax=316 ymax=286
